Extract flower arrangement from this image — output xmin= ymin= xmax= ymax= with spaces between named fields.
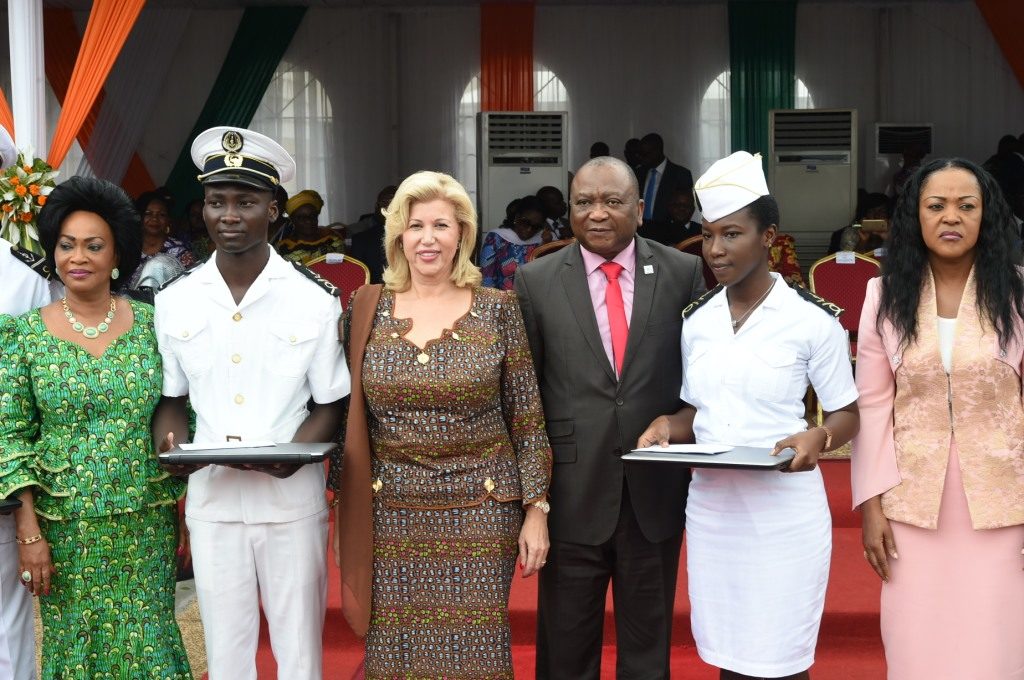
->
xmin=1 ymin=151 xmax=58 ymax=255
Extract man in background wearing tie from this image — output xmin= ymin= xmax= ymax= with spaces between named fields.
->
xmin=515 ymin=156 xmax=705 ymax=679
xmin=637 ymin=132 xmax=694 ymax=228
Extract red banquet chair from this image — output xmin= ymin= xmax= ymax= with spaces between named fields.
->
xmin=674 ymin=235 xmax=717 ymax=291
xmin=807 ymin=251 xmax=881 ymax=360
xmin=306 ymin=253 xmax=371 ymax=310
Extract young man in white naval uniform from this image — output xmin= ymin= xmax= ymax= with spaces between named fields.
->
xmin=153 ymin=127 xmax=349 ymax=680
xmin=0 ymin=123 xmax=56 ymax=680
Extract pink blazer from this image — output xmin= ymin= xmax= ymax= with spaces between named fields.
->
xmin=852 ymin=273 xmax=1024 ymax=530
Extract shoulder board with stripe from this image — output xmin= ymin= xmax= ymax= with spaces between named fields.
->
xmin=10 ymin=245 xmax=54 ymax=281
xmin=291 ymin=261 xmax=340 ymax=297
xmin=157 ymin=264 xmax=198 ymax=292
xmin=795 ymin=286 xmax=843 ymax=317
xmin=681 ymin=284 xmax=724 ymax=319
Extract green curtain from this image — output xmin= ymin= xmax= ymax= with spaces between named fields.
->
xmin=728 ymin=1 xmax=796 ymax=161
xmin=163 ymin=7 xmax=307 ymax=213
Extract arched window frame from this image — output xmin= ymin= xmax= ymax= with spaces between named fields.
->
xmin=457 ymin=64 xmax=569 ymax=205
xmin=250 ymin=60 xmax=335 ymax=219
xmin=698 ymin=71 xmax=815 ymax=175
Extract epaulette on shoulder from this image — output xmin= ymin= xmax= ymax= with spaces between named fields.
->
xmin=682 ymin=284 xmax=724 ymax=319
xmin=10 ymin=245 xmax=54 ymax=281
xmin=291 ymin=261 xmax=340 ymax=297
xmin=795 ymin=286 xmax=843 ymax=318
xmin=157 ymin=264 xmax=198 ymax=292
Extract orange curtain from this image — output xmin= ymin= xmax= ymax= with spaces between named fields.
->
xmin=480 ymin=2 xmax=534 ymax=111
xmin=44 ymin=8 xmax=154 ymax=194
xmin=47 ymin=0 xmax=147 ymax=170
xmin=975 ymin=0 xmax=1024 ymax=90
xmin=0 ymin=89 xmax=13 ymax=138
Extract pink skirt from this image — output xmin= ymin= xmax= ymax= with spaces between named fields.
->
xmin=882 ymin=438 xmax=1024 ymax=680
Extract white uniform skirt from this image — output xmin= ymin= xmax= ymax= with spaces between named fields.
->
xmin=686 ymin=466 xmax=832 ymax=677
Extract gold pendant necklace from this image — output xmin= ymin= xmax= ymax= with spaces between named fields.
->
xmin=730 ymin=279 xmax=776 ymax=330
xmin=63 ymin=297 xmax=116 ymax=339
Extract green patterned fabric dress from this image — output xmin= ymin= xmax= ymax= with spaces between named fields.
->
xmin=0 ymin=299 xmax=191 ymax=680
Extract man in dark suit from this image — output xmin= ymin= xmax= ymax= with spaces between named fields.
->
xmin=637 ymin=132 xmax=694 ymax=225
xmin=515 ymin=156 xmax=705 ymax=679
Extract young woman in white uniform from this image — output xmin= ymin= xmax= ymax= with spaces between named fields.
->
xmin=638 ymin=151 xmax=860 ymax=680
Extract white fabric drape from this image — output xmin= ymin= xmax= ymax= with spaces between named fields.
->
xmin=536 ymin=4 xmax=730 ymax=177
xmin=7 ymin=0 xmax=46 ymax=154
xmin=75 ymin=8 xmax=190 ymax=186
xmin=796 ymin=1 xmax=1024 ymax=191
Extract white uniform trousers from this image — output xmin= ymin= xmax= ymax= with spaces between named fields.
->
xmin=0 ymin=515 xmax=35 ymax=680
xmin=187 ymin=509 xmax=329 ymax=680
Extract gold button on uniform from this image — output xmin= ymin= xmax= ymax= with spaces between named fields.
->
xmin=234 ymin=394 xmax=245 ymax=405
xmin=232 ymin=312 xmax=243 ymax=322
xmin=181 ymin=331 xmax=189 ymax=338
xmin=231 ymin=354 xmax=241 ymax=364
xmin=289 ymin=335 xmax=297 ymax=344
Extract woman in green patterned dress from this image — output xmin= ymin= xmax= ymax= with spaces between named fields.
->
xmin=0 ymin=177 xmax=191 ymax=679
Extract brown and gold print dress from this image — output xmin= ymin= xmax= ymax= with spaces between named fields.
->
xmin=361 ymin=286 xmax=551 ymax=679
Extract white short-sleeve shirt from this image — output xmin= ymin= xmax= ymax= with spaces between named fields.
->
xmin=0 ymin=238 xmax=57 ymax=315
xmin=155 ymin=247 xmax=351 ymax=524
xmin=681 ymin=273 xmax=858 ymax=447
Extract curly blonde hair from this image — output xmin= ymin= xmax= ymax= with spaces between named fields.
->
xmin=382 ymin=170 xmax=482 ymax=291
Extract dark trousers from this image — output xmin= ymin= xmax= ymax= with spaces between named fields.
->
xmin=536 ymin=487 xmax=684 ymax=680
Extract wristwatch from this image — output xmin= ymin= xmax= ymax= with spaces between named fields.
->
xmin=530 ymin=500 xmax=551 ymax=514
xmin=818 ymin=425 xmax=834 ymax=451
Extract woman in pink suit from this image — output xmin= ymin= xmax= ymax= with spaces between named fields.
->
xmin=852 ymin=158 xmax=1024 ymax=679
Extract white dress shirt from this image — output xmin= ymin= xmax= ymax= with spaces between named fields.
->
xmin=155 ymin=246 xmax=350 ymax=524
xmin=0 ymin=238 xmax=54 ymax=315
xmin=681 ymin=273 xmax=858 ymax=446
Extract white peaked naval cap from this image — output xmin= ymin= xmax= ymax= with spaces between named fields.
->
xmin=0 ymin=125 xmax=17 ymax=170
xmin=191 ymin=126 xmax=296 ymax=190
xmin=694 ymin=151 xmax=770 ymax=222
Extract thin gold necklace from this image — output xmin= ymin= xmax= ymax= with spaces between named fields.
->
xmin=62 ymin=297 xmax=116 ymax=339
xmin=729 ymin=279 xmax=776 ymax=330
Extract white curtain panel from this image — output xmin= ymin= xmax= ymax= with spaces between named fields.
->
xmin=797 ymin=1 xmax=1024 ymax=192
xmin=535 ymin=3 xmax=730 ymax=177
xmin=75 ymin=8 xmax=191 ymax=187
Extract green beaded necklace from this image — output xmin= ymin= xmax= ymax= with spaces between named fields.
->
xmin=62 ymin=297 xmax=116 ymax=339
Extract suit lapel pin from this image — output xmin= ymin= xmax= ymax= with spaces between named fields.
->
xmin=643 ymin=264 xmax=654 ymax=274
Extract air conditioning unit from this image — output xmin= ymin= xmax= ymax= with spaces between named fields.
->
xmin=768 ymin=108 xmax=857 ymax=271
xmin=477 ymin=111 xmax=568 ymax=232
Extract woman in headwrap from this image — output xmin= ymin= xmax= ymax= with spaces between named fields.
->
xmin=276 ymin=189 xmax=346 ymax=264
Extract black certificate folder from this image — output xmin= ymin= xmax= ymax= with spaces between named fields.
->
xmin=158 ymin=442 xmax=336 ymax=465
xmin=622 ymin=446 xmax=796 ymax=470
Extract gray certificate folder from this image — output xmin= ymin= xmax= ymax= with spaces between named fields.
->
xmin=158 ymin=442 xmax=336 ymax=465
xmin=622 ymin=446 xmax=796 ymax=470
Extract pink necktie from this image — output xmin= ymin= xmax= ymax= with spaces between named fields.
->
xmin=599 ymin=261 xmax=628 ymax=376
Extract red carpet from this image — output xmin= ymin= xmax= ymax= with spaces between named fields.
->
xmin=217 ymin=460 xmax=885 ymax=678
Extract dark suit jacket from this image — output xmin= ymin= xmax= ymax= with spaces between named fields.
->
xmin=514 ymin=237 xmax=705 ymax=545
xmin=639 ymin=159 xmax=694 ymax=224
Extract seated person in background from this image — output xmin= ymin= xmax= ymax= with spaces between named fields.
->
xmin=276 ymin=189 xmax=345 ymax=264
xmin=537 ymin=185 xmax=571 ymax=239
xmin=129 ymin=189 xmax=195 ymax=288
xmin=348 ymin=184 xmax=397 ymax=284
xmin=827 ymin=192 xmax=891 ymax=256
xmin=769 ymin=232 xmax=805 ymax=288
xmin=480 ymin=195 xmax=546 ymax=290
xmin=184 ymin=197 xmax=214 ymax=260
xmin=638 ymin=186 xmax=701 ymax=246
xmin=269 ymin=185 xmax=290 ymax=245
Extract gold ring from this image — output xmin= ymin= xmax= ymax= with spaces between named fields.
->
xmin=20 ymin=570 xmax=31 ymax=583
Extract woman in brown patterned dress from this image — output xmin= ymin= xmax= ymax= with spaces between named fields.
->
xmin=335 ymin=170 xmax=552 ymax=679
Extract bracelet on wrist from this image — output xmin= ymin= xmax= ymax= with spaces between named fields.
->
xmin=16 ymin=534 xmax=43 ymax=545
